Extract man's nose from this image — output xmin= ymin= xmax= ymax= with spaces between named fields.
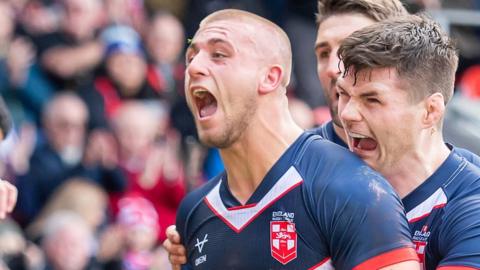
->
xmin=340 ymin=99 xmax=362 ymax=122
xmin=186 ymin=52 xmax=209 ymax=79
xmin=325 ymin=49 xmax=342 ymax=79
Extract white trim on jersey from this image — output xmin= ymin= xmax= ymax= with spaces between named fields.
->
xmin=309 ymin=258 xmax=335 ymax=270
xmin=406 ymin=188 xmax=448 ymax=223
xmin=204 ymin=166 xmax=303 ymax=233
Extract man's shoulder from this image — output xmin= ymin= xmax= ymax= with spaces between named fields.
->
xmin=299 ymin=133 xmax=361 ymax=165
xmin=438 ymin=157 xmax=480 ymax=235
xmin=298 ymin=136 xmax=383 ymax=185
xmin=177 ymin=175 xmax=223 ymax=221
xmin=444 ymin=152 xmax=480 ymax=198
xmin=453 ymin=147 xmax=480 ymax=167
xmin=296 ymin=136 xmax=398 ymax=209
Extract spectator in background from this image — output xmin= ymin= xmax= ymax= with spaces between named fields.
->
xmin=15 ymin=0 xmax=60 ymax=41
xmin=0 ymin=96 xmax=18 ymax=221
xmin=36 ymin=0 xmax=104 ymax=91
xmin=144 ymin=11 xmax=213 ymax=188
xmin=110 ymin=101 xmax=185 ymax=242
xmin=0 ymin=1 xmax=52 ymax=185
xmin=442 ymin=65 xmax=480 ymax=155
xmin=0 ymin=98 xmax=12 ymax=143
xmin=14 ymin=93 xmax=126 ymax=226
xmin=25 ymin=178 xmax=108 ymax=242
xmin=282 ymin=0 xmax=324 ymax=109
xmin=117 ymin=196 xmax=164 ymax=270
xmin=79 ymin=24 xmax=167 ymax=130
xmin=145 ymin=11 xmax=186 ymax=103
xmin=40 ymin=211 xmax=98 ymax=270
xmin=0 ymin=0 xmax=53 ymax=127
xmin=104 ymin=0 xmax=147 ymax=33
xmin=97 ymin=196 xmax=162 ymax=270
xmin=0 ymin=218 xmax=44 ymax=270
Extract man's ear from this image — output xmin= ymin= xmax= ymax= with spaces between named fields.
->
xmin=258 ymin=65 xmax=283 ymax=95
xmin=422 ymin=92 xmax=445 ymax=128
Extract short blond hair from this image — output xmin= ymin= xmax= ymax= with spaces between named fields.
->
xmin=199 ymin=9 xmax=292 ymax=86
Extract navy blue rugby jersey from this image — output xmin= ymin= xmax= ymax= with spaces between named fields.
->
xmin=453 ymin=146 xmax=480 ymax=167
xmin=403 ymin=151 xmax=480 ymax=270
xmin=176 ymin=132 xmax=417 ymax=270
xmin=309 ymin=121 xmax=348 ymax=148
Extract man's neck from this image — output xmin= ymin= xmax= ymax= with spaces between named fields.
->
xmin=381 ymin=136 xmax=451 ymax=198
xmin=220 ymin=111 xmax=303 ymax=204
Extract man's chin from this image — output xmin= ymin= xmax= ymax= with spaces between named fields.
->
xmin=199 ymin=135 xmax=231 ymax=149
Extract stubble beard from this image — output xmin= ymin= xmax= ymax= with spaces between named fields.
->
xmin=327 ymin=79 xmax=343 ymax=128
xmin=199 ymin=96 xmax=258 ymax=149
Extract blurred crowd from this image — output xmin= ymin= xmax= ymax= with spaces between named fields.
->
xmin=0 ymin=0 xmax=479 ymax=269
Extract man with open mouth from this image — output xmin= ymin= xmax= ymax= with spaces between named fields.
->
xmin=336 ymin=14 xmax=480 ymax=270
xmin=173 ymin=7 xmax=419 ymax=270
xmin=164 ymin=1 xmax=480 ymax=270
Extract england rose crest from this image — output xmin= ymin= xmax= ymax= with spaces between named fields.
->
xmin=270 ymin=221 xmax=297 ymax=264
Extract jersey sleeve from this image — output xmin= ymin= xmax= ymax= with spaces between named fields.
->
xmin=435 ymin=195 xmax=480 ymax=269
xmin=175 ymin=192 xmax=198 ymax=269
xmin=175 ymin=176 xmax=222 ymax=269
xmin=302 ymin=145 xmax=417 ymax=270
xmin=454 ymin=147 xmax=480 ymax=168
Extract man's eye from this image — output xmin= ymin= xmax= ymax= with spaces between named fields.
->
xmin=317 ymin=50 xmax=330 ymax=60
xmin=366 ymin=98 xmax=380 ymax=104
xmin=212 ymin=52 xmax=226 ymax=58
xmin=186 ymin=53 xmax=195 ymax=64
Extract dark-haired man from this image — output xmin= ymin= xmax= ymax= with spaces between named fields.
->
xmin=164 ymin=1 xmax=480 ymax=270
xmin=336 ymin=14 xmax=480 ymax=270
xmin=174 ymin=7 xmax=419 ymax=270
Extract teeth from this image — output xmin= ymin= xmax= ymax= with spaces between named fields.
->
xmin=193 ymin=89 xmax=209 ymax=98
xmin=348 ymin=132 xmax=368 ymax=139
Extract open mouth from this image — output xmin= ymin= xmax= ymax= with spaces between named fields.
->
xmin=348 ymin=132 xmax=377 ymax=151
xmin=193 ymin=88 xmax=218 ymax=119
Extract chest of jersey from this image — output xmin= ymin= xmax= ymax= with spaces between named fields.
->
xmin=183 ymin=182 xmax=333 ymax=270
xmin=406 ymin=188 xmax=447 ymax=270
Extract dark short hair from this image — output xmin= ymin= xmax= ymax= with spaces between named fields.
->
xmin=338 ymin=14 xmax=458 ymax=104
xmin=316 ymin=0 xmax=407 ymax=25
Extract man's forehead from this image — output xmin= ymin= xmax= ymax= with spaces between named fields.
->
xmin=316 ymin=14 xmax=375 ymax=46
xmin=339 ymin=68 xmax=403 ymax=92
xmin=195 ymin=21 xmax=253 ymax=40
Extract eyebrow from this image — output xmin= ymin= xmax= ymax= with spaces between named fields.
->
xmin=359 ymin=91 xmax=380 ymax=98
xmin=314 ymin=41 xmax=329 ymax=52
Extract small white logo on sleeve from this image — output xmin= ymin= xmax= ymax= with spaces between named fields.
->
xmin=195 ymin=255 xmax=207 ymax=266
xmin=195 ymin=234 xmax=209 ymax=253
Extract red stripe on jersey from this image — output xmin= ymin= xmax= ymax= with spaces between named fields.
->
xmin=227 ymin=203 xmax=257 ymax=211
xmin=408 ymin=203 xmax=446 ymax=223
xmin=437 ymin=267 xmax=479 ymax=270
xmin=353 ymin=247 xmax=419 ymax=270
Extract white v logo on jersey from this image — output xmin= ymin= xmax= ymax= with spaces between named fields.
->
xmin=195 ymin=234 xmax=209 ymax=253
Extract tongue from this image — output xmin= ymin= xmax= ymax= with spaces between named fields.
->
xmin=200 ymin=103 xmax=217 ymax=118
xmin=357 ymin=138 xmax=377 ymax=150
xmin=198 ymin=92 xmax=217 ymax=118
